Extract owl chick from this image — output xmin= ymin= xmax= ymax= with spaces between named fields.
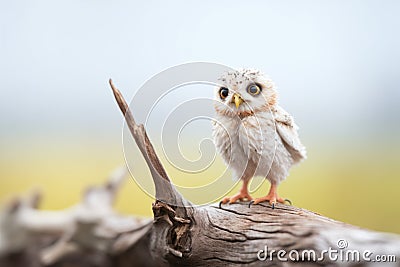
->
xmin=213 ymin=68 xmax=306 ymax=208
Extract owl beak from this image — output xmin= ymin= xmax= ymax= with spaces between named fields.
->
xmin=232 ymin=93 xmax=244 ymax=109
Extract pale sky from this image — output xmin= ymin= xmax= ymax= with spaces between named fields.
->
xmin=1 ymin=0 xmax=399 ymax=143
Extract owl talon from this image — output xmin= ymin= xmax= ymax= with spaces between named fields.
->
xmin=284 ymin=199 xmax=292 ymax=205
xmin=248 ymin=200 xmax=254 ymax=208
xmin=218 ymin=201 xmax=223 ymax=209
xmin=250 ymin=182 xmax=291 ymax=209
xmin=220 ymin=186 xmax=253 ymax=208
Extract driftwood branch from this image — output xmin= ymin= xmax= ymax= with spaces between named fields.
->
xmin=109 ymin=79 xmax=400 ymax=266
xmin=0 ymin=167 xmax=152 ymax=267
xmin=1 ymin=79 xmax=399 ymax=266
xmin=109 ymin=79 xmax=190 ymax=210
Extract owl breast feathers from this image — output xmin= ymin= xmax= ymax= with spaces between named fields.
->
xmin=212 ymin=69 xmax=306 ymax=184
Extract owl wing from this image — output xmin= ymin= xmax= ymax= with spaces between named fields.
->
xmin=272 ymin=105 xmax=307 ymax=163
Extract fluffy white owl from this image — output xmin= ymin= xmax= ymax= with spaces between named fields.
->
xmin=213 ymin=69 xmax=306 ymax=208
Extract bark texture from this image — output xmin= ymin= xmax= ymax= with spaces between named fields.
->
xmin=1 ymin=80 xmax=399 ymax=267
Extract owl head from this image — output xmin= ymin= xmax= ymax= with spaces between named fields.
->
xmin=215 ymin=68 xmax=277 ymax=116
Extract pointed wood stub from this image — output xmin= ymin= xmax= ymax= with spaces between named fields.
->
xmin=109 ymin=79 xmax=190 ymax=209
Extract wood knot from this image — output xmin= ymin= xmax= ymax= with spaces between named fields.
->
xmin=152 ymin=200 xmax=192 ymax=258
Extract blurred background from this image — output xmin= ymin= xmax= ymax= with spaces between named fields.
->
xmin=1 ymin=0 xmax=400 ymax=234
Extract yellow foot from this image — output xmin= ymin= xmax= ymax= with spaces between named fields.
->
xmin=248 ymin=194 xmax=291 ymax=209
xmin=219 ymin=191 xmax=253 ymax=208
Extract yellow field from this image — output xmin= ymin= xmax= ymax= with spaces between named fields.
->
xmin=1 ymin=136 xmax=399 ymax=234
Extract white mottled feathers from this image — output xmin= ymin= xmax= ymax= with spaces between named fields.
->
xmin=212 ymin=68 xmax=306 ymax=185
xmin=272 ymin=105 xmax=307 ymax=164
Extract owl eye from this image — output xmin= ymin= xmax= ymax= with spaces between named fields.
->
xmin=219 ymin=87 xmax=229 ymax=99
xmin=247 ymin=84 xmax=261 ymax=96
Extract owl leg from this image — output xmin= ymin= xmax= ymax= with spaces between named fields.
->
xmin=249 ymin=182 xmax=289 ymax=209
xmin=219 ymin=179 xmax=253 ymax=208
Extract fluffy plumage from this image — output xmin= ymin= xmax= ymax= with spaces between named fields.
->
xmin=213 ymin=68 xmax=306 ymax=207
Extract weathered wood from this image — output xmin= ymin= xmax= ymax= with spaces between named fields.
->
xmin=109 ymin=80 xmax=400 ymax=266
xmin=109 ymin=79 xmax=188 ymax=210
xmin=0 ymin=167 xmax=153 ymax=267
xmin=1 ymin=80 xmax=399 ymax=267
